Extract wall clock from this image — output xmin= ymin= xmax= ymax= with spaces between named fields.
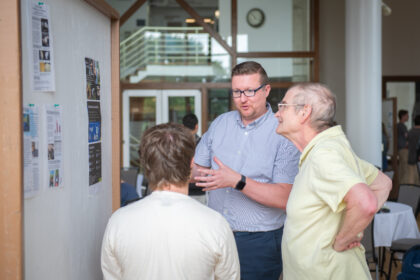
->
xmin=246 ymin=8 xmax=265 ymax=28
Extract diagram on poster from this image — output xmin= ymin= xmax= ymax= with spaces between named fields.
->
xmin=28 ymin=0 xmax=56 ymax=92
xmin=23 ymin=105 xmax=41 ymax=198
xmin=45 ymin=105 xmax=63 ymax=188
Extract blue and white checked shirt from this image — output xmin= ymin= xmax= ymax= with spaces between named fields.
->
xmin=194 ymin=104 xmax=300 ymax=232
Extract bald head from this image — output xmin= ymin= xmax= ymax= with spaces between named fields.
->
xmin=289 ymin=83 xmax=336 ymax=132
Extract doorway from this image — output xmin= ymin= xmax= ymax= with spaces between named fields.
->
xmin=122 ymin=89 xmax=201 ymax=168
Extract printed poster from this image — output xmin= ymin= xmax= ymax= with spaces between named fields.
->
xmin=45 ymin=105 xmax=63 ymax=188
xmin=23 ymin=105 xmax=41 ymax=198
xmin=29 ymin=0 xmax=56 ymax=91
xmin=85 ymin=57 xmax=101 ymax=100
xmin=85 ymin=57 xmax=102 ymax=187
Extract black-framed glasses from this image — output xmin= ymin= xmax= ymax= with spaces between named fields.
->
xmin=277 ymin=102 xmax=305 ymax=112
xmin=231 ymin=84 xmax=266 ymax=98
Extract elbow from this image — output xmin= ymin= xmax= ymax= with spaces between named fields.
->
xmin=385 ymin=176 xmax=393 ymax=194
xmin=362 ymin=193 xmax=378 ymax=217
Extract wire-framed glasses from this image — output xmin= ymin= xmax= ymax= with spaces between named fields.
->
xmin=277 ymin=102 xmax=305 ymax=112
xmin=231 ymin=84 xmax=266 ymax=98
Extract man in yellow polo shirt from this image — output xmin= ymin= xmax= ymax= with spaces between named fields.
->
xmin=275 ymin=83 xmax=392 ymax=279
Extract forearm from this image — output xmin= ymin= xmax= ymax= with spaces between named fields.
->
xmin=334 ymin=183 xmax=377 ymax=251
xmin=334 ymin=202 xmax=375 ymax=249
xmin=369 ymin=171 xmax=392 ymax=210
xmin=241 ymin=178 xmax=292 ymax=209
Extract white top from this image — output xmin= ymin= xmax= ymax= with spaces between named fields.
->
xmin=374 ymin=201 xmax=420 ymax=247
xmin=101 ymin=191 xmax=240 ymax=280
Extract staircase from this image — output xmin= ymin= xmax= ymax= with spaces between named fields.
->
xmin=120 ymin=26 xmax=221 ymax=81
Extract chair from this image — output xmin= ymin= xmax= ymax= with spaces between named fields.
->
xmin=361 ymin=220 xmax=380 ymax=280
xmin=397 ymin=184 xmax=420 ymax=218
xmin=386 ymin=184 xmax=420 ymax=279
xmin=121 ymin=167 xmax=138 ymax=187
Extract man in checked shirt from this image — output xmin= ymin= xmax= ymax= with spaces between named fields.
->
xmin=193 ymin=61 xmax=300 ymax=280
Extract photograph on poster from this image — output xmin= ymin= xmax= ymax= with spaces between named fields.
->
xmin=85 ymin=57 xmax=101 ymax=100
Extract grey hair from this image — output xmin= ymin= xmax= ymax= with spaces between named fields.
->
xmin=290 ymin=83 xmax=336 ymax=132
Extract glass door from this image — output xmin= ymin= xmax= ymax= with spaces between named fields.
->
xmin=123 ymin=89 xmax=201 ymax=168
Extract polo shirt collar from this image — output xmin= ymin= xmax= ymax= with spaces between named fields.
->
xmin=236 ymin=103 xmax=272 ymax=129
xmin=299 ymin=125 xmax=344 ymax=166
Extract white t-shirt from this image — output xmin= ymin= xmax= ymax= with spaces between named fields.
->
xmin=101 ymin=190 xmax=240 ymax=280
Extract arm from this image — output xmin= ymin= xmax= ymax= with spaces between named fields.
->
xmin=194 ymin=157 xmax=292 ymax=209
xmin=214 ymin=220 xmax=241 ymax=280
xmin=333 ymin=183 xmax=377 ymax=252
xmin=369 ymin=171 xmax=392 ymax=210
xmin=101 ymin=226 xmax=123 ymax=280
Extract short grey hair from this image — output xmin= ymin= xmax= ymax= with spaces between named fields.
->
xmin=290 ymin=83 xmax=336 ymax=132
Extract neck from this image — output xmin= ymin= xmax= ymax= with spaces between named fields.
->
xmin=289 ymin=126 xmax=319 ymax=152
xmin=158 ymin=183 xmax=189 ymax=195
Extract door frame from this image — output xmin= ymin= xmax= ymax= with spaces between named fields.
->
xmin=122 ymin=89 xmax=201 ymax=167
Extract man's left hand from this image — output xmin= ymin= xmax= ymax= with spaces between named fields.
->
xmin=194 ymin=157 xmax=241 ymax=191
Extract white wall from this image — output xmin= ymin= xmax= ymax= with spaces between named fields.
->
xmin=382 ymin=0 xmax=420 ymax=75
xmin=219 ymin=0 xmax=293 ymax=77
xmin=21 ymin=0 xmax=113 ymax=279
xmin=319 ymin=0 xmax=346 ymax=127
xmin=319 ymin=0 xmax=420 ymax=127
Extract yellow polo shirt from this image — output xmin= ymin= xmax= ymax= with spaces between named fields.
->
xmin=282 ymin=125 xmax=378 ymax=279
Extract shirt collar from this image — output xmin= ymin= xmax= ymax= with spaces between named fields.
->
xmin=236 ymin=103 xmax=273 ymax=129
xmin=299 ymin=125 xmax=344 ymax=166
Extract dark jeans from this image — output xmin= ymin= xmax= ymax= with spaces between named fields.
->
xmin=234 ymin=227 xmax=283 ymax=280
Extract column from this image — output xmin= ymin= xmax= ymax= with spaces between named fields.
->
xmin=345 ymin=0 xmax=382 ymax=168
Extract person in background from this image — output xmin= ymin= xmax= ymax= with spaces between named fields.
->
xmin=120 ymin=181 xmax=139 ymax=207
xmin=193 ymin=61 xmax=300 ymax=280
xmin=182 ymin=113 xmax=201 ymax=144
xmin=382 ymin=122 xmax=389 ymax=171
xmin=101 ymin=123 xmax=240 ymax=280
xmin=398 ymin=109 xmax=409 ymax=183
xmin=275 ymin=83 xmax=392 ymax=279
xmin=407 ymin=115 xmax=420 ymax=184
xmin=182 ymin=113 xmax=204 ymax=197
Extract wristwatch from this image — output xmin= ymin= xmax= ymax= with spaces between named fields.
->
xmin=235 ymin=174 xmax=246 ymax=191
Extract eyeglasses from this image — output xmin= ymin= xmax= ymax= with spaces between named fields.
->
xmin=231 ymin=84 xmax=266 ymax=98
xmin=277 ymin=102 xmax=305 ymax=112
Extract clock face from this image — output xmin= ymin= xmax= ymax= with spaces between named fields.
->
xmin=246 ymin=8 xmax=265 ymax=28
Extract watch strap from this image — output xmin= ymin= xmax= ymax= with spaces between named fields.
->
xmin=235 ymin=174 xmax=246 ymax=191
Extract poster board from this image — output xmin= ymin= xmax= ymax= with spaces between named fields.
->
xmin=20 ymin=0 xmax=120 ymax=279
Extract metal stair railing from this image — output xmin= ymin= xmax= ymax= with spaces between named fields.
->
xmin=120 ymin=26 xmax=213 ymax=79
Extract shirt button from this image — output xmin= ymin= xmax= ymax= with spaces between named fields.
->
xmin=237 ymin=150 xmax=241 ymax=154
xmin=223 ymin=209 xmax=228 ymax=215
xmin=244 ymin=131 xmax=248 ymax=136
xmin=226 ymin=189 xmax=230 ymax=193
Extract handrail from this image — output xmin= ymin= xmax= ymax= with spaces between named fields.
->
xmin=120 ymin=26 xmax=214 ymax=79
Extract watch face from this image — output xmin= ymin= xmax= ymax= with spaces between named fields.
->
xmin=246 ymin=8 xmax=265 ymax=28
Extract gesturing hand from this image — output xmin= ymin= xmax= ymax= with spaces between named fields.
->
xmin=194 ymin=157 xmax=241 ymax=191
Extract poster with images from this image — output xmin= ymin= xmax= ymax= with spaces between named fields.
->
xmin=85 ymin=58 xmax=101 ymax=100
xmin=89 ymin=142 xmax=102 ymax=186
xmin=23 ymin=105 xmax=41 ymax=198
xmin=45 ymin=105 xmax=63 ymax=188
xmin=87 ymin=101 xmax=101 ymax=143
xmin=29 ymin=0 xmax=55 ymax=92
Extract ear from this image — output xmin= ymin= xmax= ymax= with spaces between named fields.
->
xmin=264 ymin=84 xmax=271 ymax=98
xmin=300 ymin=105 xmax=312 ymax=124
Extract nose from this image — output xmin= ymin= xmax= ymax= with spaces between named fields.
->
xmin=239 ymin=92 xmax=248 ymax=102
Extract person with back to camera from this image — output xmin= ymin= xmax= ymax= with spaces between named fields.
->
xmin=101 ymin=123 xmax=240 ymax=280
xmin=192 ymin=61 xmax=300 ymax=280
xmin=398 ymin=109 xmax=409 ymax=183
xmin=275 ymin=82 xmax=392 ymax=279
xmin=407 ymin=115 xmax=420 ymax=184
